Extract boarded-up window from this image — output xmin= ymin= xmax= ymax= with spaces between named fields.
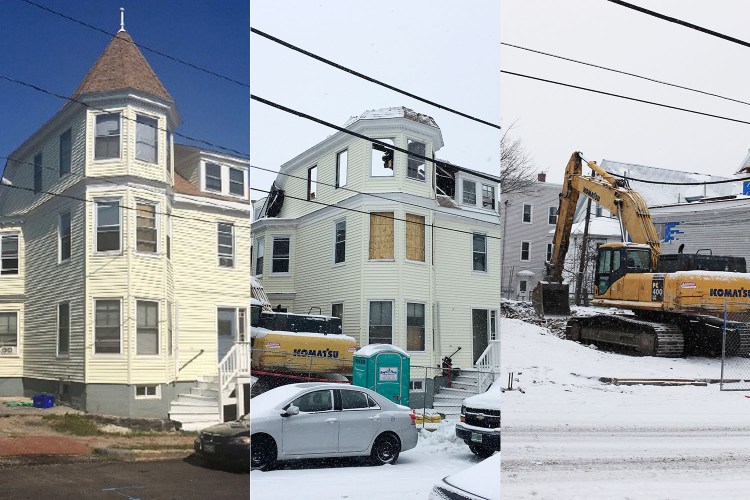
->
xmin=369 ymin=212 xmax=394 ymax=260
xmin=405 ymin=214 xmax=425 ymax=262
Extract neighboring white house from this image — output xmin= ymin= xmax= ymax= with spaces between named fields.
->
xmin=0 ymin=28 xmax=250 ymax=427
xmin=252 ymin=107 xmax=500 ymax=374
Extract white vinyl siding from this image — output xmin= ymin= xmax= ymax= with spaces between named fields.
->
xmin=33 ymin=153 xmax=42 ymax=194
xmin=255 ymin=237 xmax=265 ymax=275
xmin=59 ymin=128 xmax=72 ymax=176
xmin=59 ymin=212 xmax=72 ymax=262
xmin=336 ymin=150 xmax=348 ymax=188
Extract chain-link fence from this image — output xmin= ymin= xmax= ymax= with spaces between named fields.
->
xmin=721 ymin=302 xmax=750 ymax=391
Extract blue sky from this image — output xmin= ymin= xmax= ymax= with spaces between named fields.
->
xmin=0 ymin=0 xmax=249 ymax=173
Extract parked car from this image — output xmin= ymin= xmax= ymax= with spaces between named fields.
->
xmin=455 ymin=380 xmax=500 ymax=458
xmin=193 ymin=414 xmax=250 ymax=470
xmin=429 ymin=453 xmax=500 ymax=500
xmin=250 ymin=382 xmax=418 ymax=471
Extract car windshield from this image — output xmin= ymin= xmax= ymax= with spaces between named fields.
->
xmin=250 ymin=384 xmax=307 ymax=413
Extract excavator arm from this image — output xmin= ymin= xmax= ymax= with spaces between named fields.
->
xmin=534 ymin=152 xmax=660 ymax=316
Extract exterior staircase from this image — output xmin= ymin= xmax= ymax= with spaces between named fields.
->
xmin=168 ymin=376 xmax=235 ymax=432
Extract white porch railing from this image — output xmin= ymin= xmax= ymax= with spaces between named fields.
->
xmin=218 ymin=341 xmax=252 ymax=414
xmin=475 ymin=340 xmax=500 ymax=391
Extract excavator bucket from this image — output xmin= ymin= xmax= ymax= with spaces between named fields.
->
xmin=531 ymin=281 xmax=571 ymax=317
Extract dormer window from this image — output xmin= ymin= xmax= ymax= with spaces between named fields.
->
xmin=372 ymin=139 xmax=395 ymax=177
xmin=95 ymin=113 xmax=120 ymax=160
xmin=229 ymin=168 xmax=244 ymax=196
xmin=135 ymin=114 xmax=158 ymax=163
xmin=205 ymin=163 xmax=222 ymax=192
xmin=482 ymin=184 xmax=496 ymax=209
xmin=407 ymin=140 xmax=426 ymax=181
xmin=462 ymin=179 xmax=477 ymax=205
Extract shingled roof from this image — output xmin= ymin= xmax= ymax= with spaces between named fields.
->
xmin=72 ymin=30 xmax=173 ymax=102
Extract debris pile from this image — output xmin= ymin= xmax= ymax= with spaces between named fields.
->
xmin=501 ymin=300 xmax=568 ymax=337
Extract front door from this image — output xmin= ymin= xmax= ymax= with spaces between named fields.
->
xmin=472 ymin=309 xmax=489 ymax=365
xmin=217 ymin=308 xmax=237 ymax=363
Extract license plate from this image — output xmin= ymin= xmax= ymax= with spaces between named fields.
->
xmin=471 ymin=433 xmax=483 ymax=443
xmin=204 ymin=443 xmax=215 ymax=453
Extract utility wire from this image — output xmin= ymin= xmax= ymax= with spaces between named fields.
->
xmin=253 ymin=187 xmax=501 ymax=241
xmin=608 ymin=171 xmax=750 ymax=186
xmin=607 ymin=0 xmax=750 ymax=51
xmin=251 ymin=27 xmax=501 ymax=130
xmin=0 ymin=74 xmax=249 ymax=158
xmin=501 ymin=70 xmax=750 ymax=127
xmin=19 ymin=0 xmax=249 ymax=89
xmin=250 ymin=164 xmax=499 ymax=226
xmin=502 ymin=42 xmax=750 ymax=107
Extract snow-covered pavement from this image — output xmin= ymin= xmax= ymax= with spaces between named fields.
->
xmin=250 ymin=423 xmax=499 ymax=499
xmin=502 ymin=315 xmax=750 ymax=499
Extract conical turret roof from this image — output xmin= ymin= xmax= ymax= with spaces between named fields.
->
xmin=72 ymin=30 xmax=173 ymax=102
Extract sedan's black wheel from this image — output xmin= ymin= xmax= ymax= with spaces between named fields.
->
xmin=370 ymin=433 xmax=400 ymax=465
xmin=468 ymin=444 xmax=495 ymax=458
xmin=251 ymin=436 xmax=277 ymax=471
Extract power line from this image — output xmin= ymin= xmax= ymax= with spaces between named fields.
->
xmin=502 ymin=42 xmax=750 ymax=107
xmin=19 ymin=0 xmax=249 ymax=89
xmin=0 ymin=73 xmax=249 ymax=159
xmin=250 ymin=164 xmax=500 ymax=226
xmin=252 ymin=187 xmax=501 ymax=241
xmin=608 ymin=171 xmax=750 ymax=186
xmin=607 ymin=0 xmax=750 ymax=51
xmin=501 ymin=70 xmax=750 ymax=127
xmin=251 ymin=27 xmax=501 ymax=130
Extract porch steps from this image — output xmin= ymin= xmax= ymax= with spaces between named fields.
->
xmin=432 ymin=369 xmax=491 ymax=420
xmin=169 ymin=376 xmax=235 ymax=432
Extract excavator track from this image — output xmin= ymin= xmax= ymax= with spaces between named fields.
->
xmin=566 ymin=315 xmax=684 ymax=357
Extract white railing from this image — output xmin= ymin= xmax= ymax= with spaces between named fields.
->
xmin=218 ymin=341 xmax=252 ymax=410
xmin=475 ymin=340 xmax=500 ymax=391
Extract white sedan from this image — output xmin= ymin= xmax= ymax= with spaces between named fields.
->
xmin=250 ymin=382 xmax=418 ymax=471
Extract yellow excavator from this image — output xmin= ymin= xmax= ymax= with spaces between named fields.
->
xmin=532 ymin=152 xmax=750 ymax=357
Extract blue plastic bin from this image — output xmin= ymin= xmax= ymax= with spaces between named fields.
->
xmin=32 ymin=394 xmax=55 ymax=409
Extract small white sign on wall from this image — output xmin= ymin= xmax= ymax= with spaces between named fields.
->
xmin=379 ymin=366 xmax=398 ymax=382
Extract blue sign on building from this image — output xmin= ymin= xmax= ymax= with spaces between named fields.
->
xmin=664 ymin=222 xmax=684 ymax=243
xmin=743 ymin=181 xmax=750 ymax=196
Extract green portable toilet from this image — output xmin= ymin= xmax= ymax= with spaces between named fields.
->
xmin=352 ymin=344 xmax=410 ymax=406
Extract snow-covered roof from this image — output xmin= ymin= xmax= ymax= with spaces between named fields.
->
xmin=343 ymin=106 xmax=438 ymax=129
xmin=354 ymin=344 xmax=410 ymax=358
xmin=568 ymin=216 xmax=621 ymax=237
xmin=601 ymin=160 xmax=743 ymax=206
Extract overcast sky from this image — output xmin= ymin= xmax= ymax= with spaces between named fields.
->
xmin=502 ymin=0 xmax=750 ymax=185
xmin=250 ymin=0 xmax=501 ymax=201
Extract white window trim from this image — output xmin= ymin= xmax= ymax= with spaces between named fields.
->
xmin=0 ymin=232 xmax=21 ymax=278
xmin=405 ymin=300 xmax=427 ymax=353
xmin=58 ymin=211 xmax=72 ymax=264
xmin=521 ymin=241 xmax=531 ymax=262
xmin=200 ymin=160 xmax=248 ymax=199
xmin=331 ymin=301 xmax=344 ymax=319
xmin=367 ymin=211 xmax=396 ymax=262
xmin=0 ymin=310 xmax=20 ymax=357
xmin=228 ymin=166 xmax=246 ymax=197
xmin=56 ymin=301 xmax=70 ymax=358
xmin=481 ymin=183 xmax=496 ymax=211
xmin=472 ymin=232 xmax=488 ymax=274
xmin=522 ymin=203 xmax=533 ymax=224
xmin=134 ymin=113 xmax=159 ymax=165
xmin=369 ymin=138 xmax=396 ymax=179
xmin=255 ymin=237 xmax=265 ymax=276
xmin=217 ymin=306 xmax=248 ymax=346
xmin=134 ymin=385 xmax=161 ymax=400
xmin=409 ymin=380 xmax=425 ymax=392
xmin=332 ymin=219 xmax=346 ymax=267
xmin=461 ymin=178 xmax=478 ymax=206
xmin=336 ymin=149 xmax=348 ymax=188
xmin=136 ymin=299 xmax=161 ymax=358
xmin=92 ymin=297 xmax=123 ymax=357
xmin=135 ymin=200 xmax=160 ymax=257
xmin=271 ymin=235 xmax=291 ymax=275
xmin=406 ymin=138 xmax=427 ymax=183
xmin=367 ymin=299 xmax=395 ymax=346
xmin=93 ymin=198 xmax=122 ymax=255
xmin=217 ymin=222 xmax=236 ymax=269
xmin=93 ymin=111 xmax=122 ymax=163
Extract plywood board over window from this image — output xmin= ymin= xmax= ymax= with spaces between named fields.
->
xmin=405 ymin=213 xmax=425 ymax=262
xmin=369 ymin=212 xmax=394 ymax=260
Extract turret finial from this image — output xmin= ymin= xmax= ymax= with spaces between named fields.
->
xmin=119 ymin=7 xmax=125 ymax=32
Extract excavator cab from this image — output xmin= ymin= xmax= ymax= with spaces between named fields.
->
xmin=594 ymin=243 xmax=652 ymax=296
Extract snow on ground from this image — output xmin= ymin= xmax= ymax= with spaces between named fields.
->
xmin=250 ymin=422 xmax=498 ymax=499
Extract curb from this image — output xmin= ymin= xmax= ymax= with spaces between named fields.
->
xmin=94 ymin=448 xmax=194 ymax=462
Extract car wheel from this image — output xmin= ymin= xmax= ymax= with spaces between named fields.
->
xmin=468 ymin=444 xmax=495 ymax=458
xmin=370 ymin=433 xmax=400 ymax=466
xmin=251 ymin=436 xmax=277 ymax=471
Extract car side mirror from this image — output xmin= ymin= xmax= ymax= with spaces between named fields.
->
xmin=281 ymin=405 xmax=299 ymax=417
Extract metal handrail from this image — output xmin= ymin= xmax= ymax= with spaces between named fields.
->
xmin=178 ymin=349 xmax=205 ymax=373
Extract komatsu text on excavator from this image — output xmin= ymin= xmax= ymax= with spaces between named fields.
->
xmin=532 ymin=152 xmax=750 ymax=357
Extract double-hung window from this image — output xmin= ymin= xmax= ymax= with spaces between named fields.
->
xmin=482 ymin=184 xmax=496 ymax=209
xmin=255 ymin=238 xmax=264 ymax=275
xmin=229 ymin=167 xmax=244 ymax=196
xmin=334 ymin=221 xmax=346 ymax=264
xmin=522 ymin=204 xmax=532 ymax=223
xmin=59 ymin=212 xmax=71 ymax=262
xmin=521 ymin=241 xmax=530 ymax=261
xmin=58 ymin=303 xmax=70 ymax=356
xmin=0 ymin=234 xmax=19 ymax=275
xmin=136 ymin=202 xmax=158 ymax=254
xmin=137 ymin=300 xmax=159 ymax=355
xmin=473 ymin=233 xmax=487 ymax=272
xmin=33 ymin=153 xmax=42 ymax=194
xmin=205 ymin=163 xmax=222 ymax=192
xmin=546 ymin=243 xmax=554 ymax=263
xmin=95 ymin=113 xmax=120 ymax=160
xmin=272 ymin=237 xmax=290 ymax=273
xmin=136 ymin=114 xmax=158 ymax=163
xmin=336 ymin=150 xmax=348 ymax=187
xmin=218 ymin=223 xmax=234 ymax=267
xmin=95 ymin=200 xmax=120 ymax=253
xmin=369 ymin=301 xmax=393 ymax=344
xmin=0 ymin=312 xmax=17 ymax=354
xmin=407 ymin=140 xmax=426 ymax=181
xmin=548 ymin=206 xmax=558 ymax=225
xmin=463 ymin=179 xmax=476 ymax=205
xmin=59 ymin=129 xmax=71 ymax=176
xmin=94 ymin=299 xmax=120 ymax=354
xmin=406 ymin=302 xmax=425 ymax=351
